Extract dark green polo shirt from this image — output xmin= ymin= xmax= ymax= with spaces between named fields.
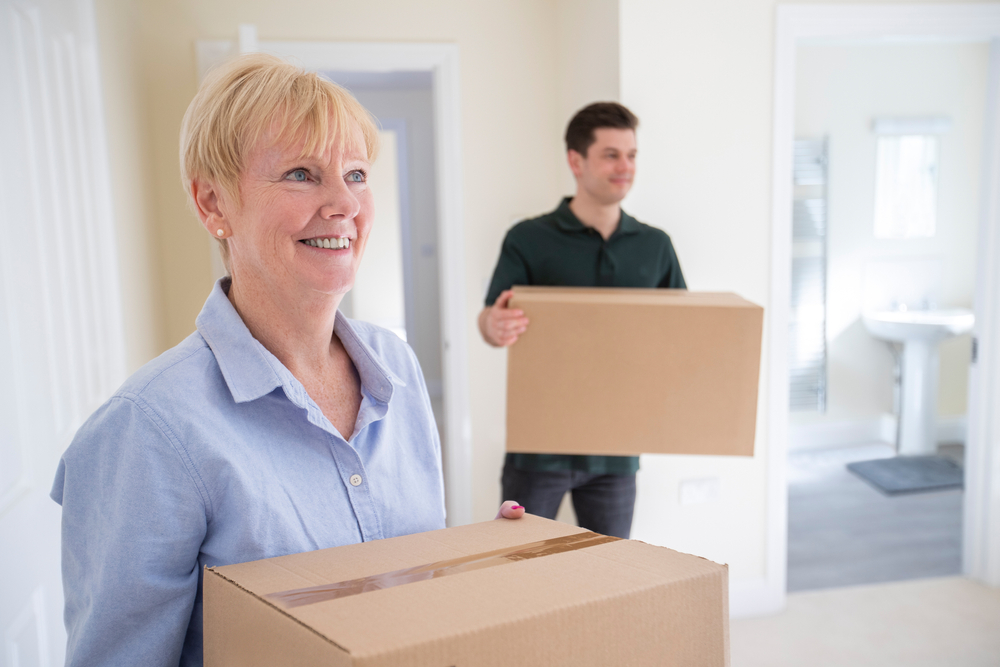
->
xmin=486 ymin=197 xmax=686 ymax=476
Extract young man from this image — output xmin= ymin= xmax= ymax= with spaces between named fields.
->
xmin=479 ymin=102 xmax=686 ymax=539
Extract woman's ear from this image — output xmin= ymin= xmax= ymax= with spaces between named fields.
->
xmin=191 ymin=179 xmax=230 ymax=238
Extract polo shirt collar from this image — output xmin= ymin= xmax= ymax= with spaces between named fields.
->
xmin=552 ymin=196 xmax=641 ymax=237
xmin=617 ymin=209 xmax=641 ymax=235
xmin=196 ymin=278 xmax=401 ymax=406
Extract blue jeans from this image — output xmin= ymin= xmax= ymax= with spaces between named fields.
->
xmin=501 ymin=465 xmax=637 ymax=538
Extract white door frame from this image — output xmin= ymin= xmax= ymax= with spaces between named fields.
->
xmin=196 ymin=34 xmax=473 ymax=527
xmin=769 ymin=2 xmax=1000 ymax=612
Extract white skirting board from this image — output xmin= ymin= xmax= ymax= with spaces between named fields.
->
xmin=788 ymin=415 xmax=967 ymax=451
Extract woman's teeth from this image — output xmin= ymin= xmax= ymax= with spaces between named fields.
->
xmin=303 ymin=237 xmax=351 ymax=249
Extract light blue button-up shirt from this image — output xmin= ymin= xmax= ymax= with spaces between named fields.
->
xmin=51 ymin=279 xmax=446 ymax=666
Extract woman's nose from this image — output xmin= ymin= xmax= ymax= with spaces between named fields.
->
xmin=319 ymin=181 xmax=361 ymax=221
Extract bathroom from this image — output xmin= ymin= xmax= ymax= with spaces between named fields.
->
xmin=786 ymin=39 xmax=988 ymax=591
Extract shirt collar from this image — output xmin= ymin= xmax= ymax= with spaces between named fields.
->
xmin=551 ymin=196 xmax=641 ymax=237
xmin=332 ymin=310 xmax=402 ymax=403
xmin=196 ymin=278 xmax=402 ymax=405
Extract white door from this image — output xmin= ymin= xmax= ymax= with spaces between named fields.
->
xmin=0 ymin=0 xmax=126 ymax=664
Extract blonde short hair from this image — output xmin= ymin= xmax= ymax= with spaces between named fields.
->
xmin=179 ymin=53 xmax=380 ymax=271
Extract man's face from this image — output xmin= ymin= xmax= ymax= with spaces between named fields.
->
xmin=568 ymin=127 xmax=637 ymax=205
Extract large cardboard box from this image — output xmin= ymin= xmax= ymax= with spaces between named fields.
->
xmin=204 ymin=514 xmax=729 ymax=667
xmin=507 ymin=286 xmax=763 ymax=457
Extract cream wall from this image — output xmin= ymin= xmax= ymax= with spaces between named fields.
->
xmin=93 ymin=0 xmax=164 ymax=373
xmin=794 ymin=43 xmax=987 ymax=426
xmin=553 ymin=0 xmax=621 ymax=195
xmin=619 ymin=0 xmax=776 ymax=583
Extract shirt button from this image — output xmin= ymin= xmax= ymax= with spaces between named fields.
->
xmin=349 ymin=474 xmax=363 ymax=487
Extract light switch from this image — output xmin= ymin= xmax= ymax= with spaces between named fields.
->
xmin=679 ymin=477 xmax=721 ymax=506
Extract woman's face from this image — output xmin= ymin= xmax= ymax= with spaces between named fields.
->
xmin=225 ymin=122 xmax=374 ymax=299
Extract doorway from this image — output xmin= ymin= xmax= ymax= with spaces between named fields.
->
xmin=766 ymin=4 xmax=1000 ymax=612
xmin=786 ymin=40 xmax=985 ymax=591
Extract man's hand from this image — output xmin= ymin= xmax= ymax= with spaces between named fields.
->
xmin=495 ymin=500 xmax=526 ymax=520
xmin=478 ymin=290 xmax=529 ymax=347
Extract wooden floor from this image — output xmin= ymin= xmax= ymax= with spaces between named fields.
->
xmin=731 ymin=577 xmax=1000 ymax=667
xmin=786 ymin=443 xmax=962 ymax=592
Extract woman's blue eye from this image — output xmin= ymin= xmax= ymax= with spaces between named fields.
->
xmin=348 ymin=171 xmax=365 ymax=183
xmin=288 ymin=169 xmax=308 ymax=181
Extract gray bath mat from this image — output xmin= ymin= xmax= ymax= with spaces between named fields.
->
xmin=846 ymin=455 xmax=963 ymax=496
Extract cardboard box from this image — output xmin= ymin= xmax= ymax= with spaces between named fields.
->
xmin=204 ymin=514 xmax=729 ymax=667
xmin=507 ymin=287 xmax=763 ymax=457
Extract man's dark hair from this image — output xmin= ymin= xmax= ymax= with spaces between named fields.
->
xmin=564 ymin=102 xmax=639 ymax=156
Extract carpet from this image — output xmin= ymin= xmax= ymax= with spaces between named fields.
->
xmin=846 ymin=455 xmax=963 ymax=496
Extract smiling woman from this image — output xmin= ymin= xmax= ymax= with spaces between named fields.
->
xmin=181 ymin=54 xmax=388 ymax=445
xmin=50 ymin=53 xmax=523 ymax=667
xmin=180 ymin=53 xmax=380 ymax=279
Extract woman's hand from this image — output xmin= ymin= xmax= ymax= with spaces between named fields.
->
xmin=495 ymin=500 xmax=526 ymax=520
xmin=478 ymin=290 xmax=529 ymax=347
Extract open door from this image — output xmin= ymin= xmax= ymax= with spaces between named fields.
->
xmin=0 ymin=0 xmax=126 ymax=663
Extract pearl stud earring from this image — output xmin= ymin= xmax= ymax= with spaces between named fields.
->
xmin=216 ymin=229 xmax=226 ymax=237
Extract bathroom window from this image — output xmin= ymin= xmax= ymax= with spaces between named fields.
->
xmin=873 ymin=134 xmax=939 ymax=239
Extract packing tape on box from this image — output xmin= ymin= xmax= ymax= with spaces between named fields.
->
xmin=266 ymin=530 xmax=620 ymax=609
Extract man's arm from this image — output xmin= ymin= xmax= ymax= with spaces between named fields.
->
xmin=479 ymin=290 xmax=529 ymax=347
xmin=480 ymin=231 xmax=532 ymax=347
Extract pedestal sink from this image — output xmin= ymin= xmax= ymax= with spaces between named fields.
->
xmin=862 ymin=309 xmax=974 ymax=456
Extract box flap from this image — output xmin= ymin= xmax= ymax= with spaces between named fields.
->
xmin=510 ymin=285 xmax=760 ymax=308
xmin=207 ymin=515 xmax=727 ymax=662
xmin=211 ymin=513 xmax=588 ymax=595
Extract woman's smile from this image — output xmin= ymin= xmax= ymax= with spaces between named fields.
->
xmin=301 ymin=236 xmax=353 ymax=250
